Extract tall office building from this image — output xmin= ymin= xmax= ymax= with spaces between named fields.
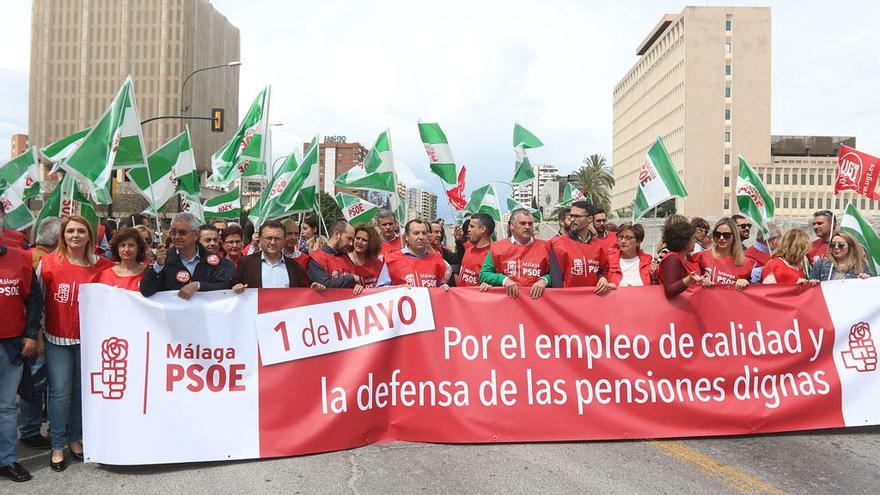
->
xmin=28 ymin=0 xmax=240 ymax=177
xmin=511 ymin=163 xmax=558 ymax=205
xmin=305 ymin=137 xmax=369 ymax=196
xmin=612 ymin=6 xmax=771 ymax=216
xmin=406 ymin=187 xmax=438 ymax=221
xmin=10 ymin=134 xmax=28 ymax=159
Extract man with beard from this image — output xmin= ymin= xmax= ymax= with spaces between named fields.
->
xmin=590 ymin=208 xmax=618 ymax=255
xmin=732 ymin=214 xmax=753 ymax=248
xmin=457 ymin=213 xmax=493 ymax=290
xmin=549 ymin=201 xmax=615 ymax=293
xmin=807 ymin=210 xmax=835 ymax=264
xmin=308 ymin=220 xmax=362 ymax=290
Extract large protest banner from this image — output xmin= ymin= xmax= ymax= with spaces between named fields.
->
xmin=80 ymin=279 xmax=880 ymax=465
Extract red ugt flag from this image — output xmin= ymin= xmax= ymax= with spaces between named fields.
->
xmin=835 ymin=144 xmax=880 ymax=199
xmin=446 ymin=166 xmax=467 ymax=210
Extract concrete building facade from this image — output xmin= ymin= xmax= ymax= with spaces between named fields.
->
xmin=306 ymin=137 xmax=368 ymax=196
xmin=28 ymin=0 xmax=240 ymax=178
xmin=406 ymin=187 xmax=438 ymax=222
xmin=512 ymin=163 xmax=559 ymax=205
xmin=612 ymin=6 xmax=771 ymax=217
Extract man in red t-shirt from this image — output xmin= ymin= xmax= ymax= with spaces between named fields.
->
xmin=549 ymin=201 xmax=615 ymax=294
xmin=458 ymin=213 xmax=494 ymax=289
xmin=0 ymin=203 xmax=42 ymax=482
xmin=377 ymin=210 xmax=404 ymax=258
xmin=479 ymin=208 xmax=550 ymax=299
xmin=808 ymin=210 xmax=835 ymax=264
xmin=377 ymin=219 xmax=448 ymax=288
xmin=591 ymin=208 xmax=618 ymax=256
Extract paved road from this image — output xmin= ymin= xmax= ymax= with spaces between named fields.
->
xmin=9 ymin=426 xmax=880 ymax=494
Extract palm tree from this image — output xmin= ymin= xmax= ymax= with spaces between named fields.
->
xmin=573 ymin=154 xmax=615 ymax=210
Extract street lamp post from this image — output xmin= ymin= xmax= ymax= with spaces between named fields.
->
xmin=179 ymin=60 xmax=241 ymax=114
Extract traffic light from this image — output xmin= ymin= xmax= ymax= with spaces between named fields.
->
xmin=212 ymin=108 xmax=224 ymax=132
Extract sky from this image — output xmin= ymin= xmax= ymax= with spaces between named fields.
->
xmin=1 ymin=0 xmax=879 ymax=216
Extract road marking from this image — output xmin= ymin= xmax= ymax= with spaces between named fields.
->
xmin=652 ymin=440 xmax=788 ymax=495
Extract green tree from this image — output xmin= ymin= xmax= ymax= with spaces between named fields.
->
xmin=573 ymin=154 xmax=615 ymax=210
xmin=316 ymin=191 xmax=342 ymax=233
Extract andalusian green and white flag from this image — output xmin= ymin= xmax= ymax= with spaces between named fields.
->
xmin=511 ymin=145 xmax=535 ymax=185
xmin=336 ymin=129 xmax=398 ymax=193
xmin=34 ymin=174 xmax=99 ymax=236
xmin=418 ymin=122 xmax=458 ymax=185
xmin=735 ymin=156 xmax=775 ymax=233
xmin=557 ymin=183 xmax=589 ymax=208
xmin=0 ymin=148 xmax=41 ymax=231
xmin=127 ymin=129 xmax=199 ymax=215
xmin=61 ymin=75 xmax=147 ymax=204
xmin=632 ymin=137 xmax=688 ymax=220
xmin=253 ymin=137 xmax=320 ymax=226
xmin=841 ymin=204 xmax=880 ymax=276
xmin=513 ymin=122 xmax=543 ymax=149
xmin=335 ymin=192 xmax=379 ymax=226
xmin=180 ymin=194 xmax=205 ymax=224
xmin=42 ymin=128 xmax=90 ymax=173
xmin=506 ymin=197 xmax=542 ymax=222
xmin=463 ymin=184 xmax=501 ymax=221
xmin=209 ymin=85 xmax=271 ymax=185
xmin=201 ymin=187 xmax=241 ymax=222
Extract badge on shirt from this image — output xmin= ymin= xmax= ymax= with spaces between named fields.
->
xmin=176 ymin=270 xmax=191 ymax=283
xmin=206 ymin=254 xmax=220 ymax=266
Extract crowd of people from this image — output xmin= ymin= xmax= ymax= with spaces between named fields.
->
xmin=0 ymin=197 xmax=873 ymax=482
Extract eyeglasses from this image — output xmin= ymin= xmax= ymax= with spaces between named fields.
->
xmin=713 ymin=231 xmax=733 ymax=240
xmin=568 ymin=213 xmax=588 ymax=219
xmin=618 ymin=235 xmax=637 ymax=241
xmin=263 ymin=236 xmax=284 ymax=243
xmin=696 ymin=227 xmax=708 ymax=233
xmin=831 ymin=242 xmax=847 ymax=250
xmin=737 ymin=223 xmax=752 ymax=230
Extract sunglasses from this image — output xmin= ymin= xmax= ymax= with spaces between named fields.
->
xmin=831 ymin=242 xmax=847 ymax=250
xmin=713 ymin=231 xmax=733 ymax=240
xmin=738 ymin=223 xmax=752 ymax=230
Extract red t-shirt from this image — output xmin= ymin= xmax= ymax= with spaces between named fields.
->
xmin=39 ymin=254 xmax=114 ymax=340
xmin=311 ymin=248 xmax=357 ymax=278
xmin=808 ymin=239 xmax=829 ymax=265
xmin=693 ymin=252 xmax=755 ymax=285
xmin=285 ymin=251 xmax=311 ymax=285
xmin=592 ymin=231 xmax=619 ymax=256
xmin=458 ymin=244 xmax=490 ymax=287
xmin=97 ymin=266 xmax=144 ymax=291
xmin=0 ymin=244 xmax=34 ymax=339
xmin=549 ymin=236 xmax=610 ymax=287
xmin=353 ymin=257 xmax=384 ymax=288
xmin=383 ymin=250 xmax=447 ymax=287
xmin=761 ymin=257 xmax=805 ymax=284
xmin=489 ymin=239 xmax=551 ymax=286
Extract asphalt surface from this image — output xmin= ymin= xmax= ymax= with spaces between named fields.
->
xmin=7 ymin=425 xmax=880 ymax=494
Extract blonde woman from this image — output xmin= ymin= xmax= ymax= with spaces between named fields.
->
xmin=38 ymin=216 xmax=113 ymax=471
xmin=810 ymin=232 xmax=870 ymax=281
xmin=694 ymin=217 xmax=755 ymax=291
xmin=761 ymin=228 xmax=814 ymax=286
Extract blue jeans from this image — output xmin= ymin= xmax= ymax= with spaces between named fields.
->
xmin=19 ymin=355 xmax=47 ymax=439
xmin=45 ymin=341 xmax=82 ymax=450
xmin=0 ymin=344 xmax=23 ymax=466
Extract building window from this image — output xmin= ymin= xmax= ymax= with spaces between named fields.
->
xmin=765 ymin=173 xmax=771 ymax=184
xmin=725 ymin=109 xmax=731 ymax=120
xmin=809 ymin=197 xmax=815 ymax=209
xmin=818 ymin=174 xmax=824 ymax=185
xmin=810 ymin=174 xmax=815 ymax=185
xmin=800 ymin=198 xmax=806 ymax=209
xmin=836 ymin=198 xmax=841 ymax=209
xmin=725 ymin=43 xmax=732 ymax=54
xmin=862 ymin=198 xmax=867 ymax=209
xmin=792 ymin=173 xmax=798 ymax=185
xmin=724 ymin=198 xmax=730 ymax=209
xmin=725 ymin=131 xmax=731 ymax=142
xmin=801 ymin=173 xmax=806 ymax=184
xmin=724 ymin=176 xmax=730 ymax=187
xmin=775 ymin=172 xmax=781 ymax=184
xmin=724 ymin=154 xmax=731 ymax=165
xmin=725 ymin=86 xmax=731 ymax=98
xmin=827 ymin=174 xmax=832 ymax=184
xmin=725 ymin=18 xmax=732 ymax=31
xmin=725 ymin=64 xmax=732 ymax=76
xmin=783 ymin=197 xmax=789 ymax=208
xmin=783 ymin=174 xmax=789 ymax=185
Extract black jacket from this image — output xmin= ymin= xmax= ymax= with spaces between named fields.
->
xmin=140 ymin=244 xmax=233 ymax=297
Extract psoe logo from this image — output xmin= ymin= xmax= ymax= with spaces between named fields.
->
xmin=91 ymin=337 xmax=130 ymax=400
xmin=840 ymin=322 xmax=877 ymax=372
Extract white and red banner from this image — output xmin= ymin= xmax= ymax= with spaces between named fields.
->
xmin=835 ymin=144 xmax=880 ymax=199
xmin=80 ymin=279 xmax=880 ymax=465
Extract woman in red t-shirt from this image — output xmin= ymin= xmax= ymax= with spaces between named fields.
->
xmin=38 ymin=215 xmax=113 ymax=470
xmin=694 ymin=218 xmax=755 ymax=291
xmin=349 ymin=225 xmax=384 ymax=295
xmin=762 ymin=228 xmax=815 ymax=286
xmin=97 ymin=228 xmax=146 ymax=291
